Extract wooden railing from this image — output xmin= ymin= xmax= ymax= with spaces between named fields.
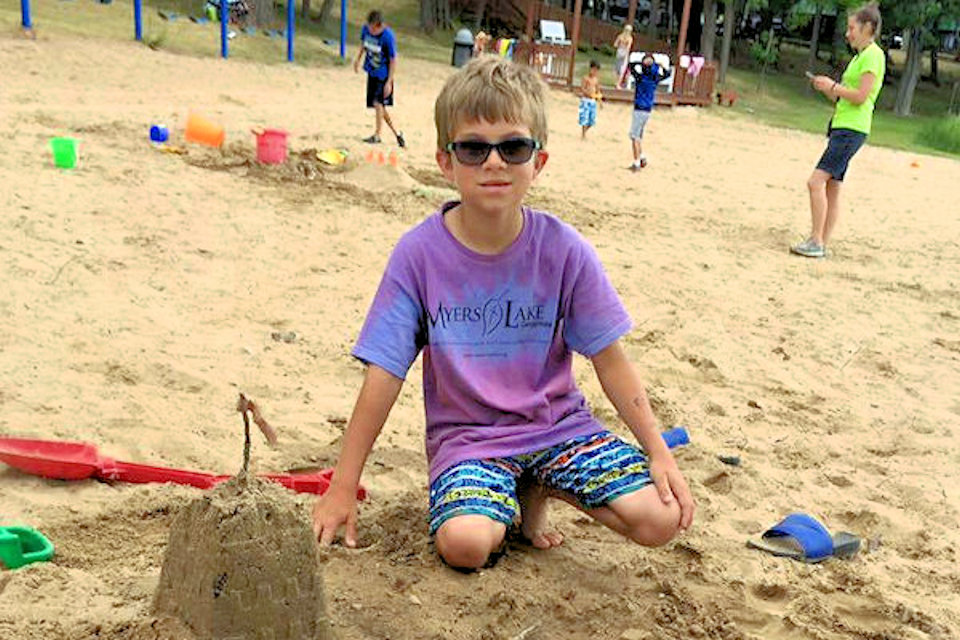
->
xmin=672 ymin=62 xmax=717 ymax=106
xmin=534 ymin=4 xmax=669 ymax=52
xmin=512 ymin=41 xmax=574 ymax=86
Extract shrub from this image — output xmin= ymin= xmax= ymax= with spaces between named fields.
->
xmin=749 ymin=31 xmax=779 ymax=68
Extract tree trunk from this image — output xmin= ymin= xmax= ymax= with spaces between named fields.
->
xmin=688 ymin=0 xmax=703 ymax=53
xmin=438 ymin=0 xmax=451 ymax=30
xmin=310 ymin=0 xmax=334 ymax=24
xmin=474 ymin=0 xmax=486 ymax=31
xmin=252 ymin=0 xmax=274 ymax=27
xmin=929 ymin=45 xmax=940 ymax=86
xmin=421 ymin=0 xmax=450 ymax=32
xmin=701 ymin=0 xmax=716 ymax=61
xmin=301 ymin=0 xmax=310 ymax=19
xmin=647 ymin=0 xmax=660 ymax=37
xmin=806 ymin=4 xmax=821 ymax=70
xmin=420 ymin=0 xmax=435 ymax=33
xmin=895 ymin=28 xmax=924 ymax=116
xmin=718 ymin=0 xmax=737 ymax=83
xmin=829 ymin=12 xmax=841 ymax=66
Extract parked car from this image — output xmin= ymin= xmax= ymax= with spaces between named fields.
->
xmin=885 ymin=32 xmax=904 ymax=49
xmin=608 ymin=0 xmax=651 ymax=26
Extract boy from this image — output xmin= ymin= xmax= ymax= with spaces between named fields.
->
xmin=354 ymin=9 xmax=406 ymax=148
xmin=579 ymin=60 xmax=603 ymax=140
xmin=313 ymin=57 xmax=694 ymax=570
xmin=619 ymin=52 xmax=670 ymax=170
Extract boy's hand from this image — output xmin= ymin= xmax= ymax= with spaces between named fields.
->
xmin=312 ymin=486 xmax=359 ymax=547
xmin=648 ymin=453 xmax=695 ymax=531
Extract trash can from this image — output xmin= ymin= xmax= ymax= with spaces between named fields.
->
xmin=452 ymin=28 xmax=474 ymax=67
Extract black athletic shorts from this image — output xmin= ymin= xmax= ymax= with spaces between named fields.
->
xmin=366 ymin=75 xmax=394 ymax=108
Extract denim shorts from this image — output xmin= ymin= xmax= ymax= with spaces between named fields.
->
xmin=816 ymin=127 xmax=867 ymax=181
xmin=428 ymin=430 xmax=652 ymax=534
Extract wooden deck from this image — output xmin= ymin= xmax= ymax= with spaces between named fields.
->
xmin=598 ymin=63 xmax=718 ymax=107
xmin=601 ymin=86 xmax=676 ymax=107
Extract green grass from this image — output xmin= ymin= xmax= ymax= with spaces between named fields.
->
xmin=917 ymin=116 xmax=960 ymax=154
xmin=716 ymin=44 xmax=960 ymax=156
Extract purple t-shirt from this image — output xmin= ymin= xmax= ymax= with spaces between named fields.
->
xmin=353 ymin=202 xmax=632 ymax=482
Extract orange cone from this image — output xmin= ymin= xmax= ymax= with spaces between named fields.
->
xmin=365 ymin=150 xmax=375 ymax=163
xmin=377 ymin=151 xmax=386 ymax=165
xmin=388 ymin=151 xmax=399 ymax=167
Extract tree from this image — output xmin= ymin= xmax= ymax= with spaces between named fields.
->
xmin=718 ymin=0 xmax=739 ymax=83
xmin=304 ymin=0 xmax=337 ymax=24
xmin=884 ymin=0 xmax=960 ymax=116
xmin=702 ymin=0 xmax=718 ymax=60
xmin=648 ymin=0 xmax=662 ymax=37
xmin=420 ymin=0 xmax=452 ymax=32
xmin=807 ymin=2 xmax=823 ymax=69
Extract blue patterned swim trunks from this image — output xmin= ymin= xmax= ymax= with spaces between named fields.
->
xmin=428 ymin=431 xmax=651 ymax=534
xmin=578 ymin=97 xmax=598 ymax=127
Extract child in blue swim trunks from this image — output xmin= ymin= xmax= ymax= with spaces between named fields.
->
xmin=312 ymin=56 xmax=695 ymax=570
xmin=578 ymin=60 xmax=602 ymax=140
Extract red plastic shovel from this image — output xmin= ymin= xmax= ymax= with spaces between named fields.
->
xmin=0 ymin=437 xmax=365 ymax=500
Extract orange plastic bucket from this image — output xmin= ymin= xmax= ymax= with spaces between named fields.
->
xmin=252 ymin=128 xmax=288 ymax=164
xmin=185 ymin=113 xmax=225 ymax=147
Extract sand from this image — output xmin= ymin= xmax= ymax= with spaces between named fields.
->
xmin=1 ymin=21 xmax=959 ymax=640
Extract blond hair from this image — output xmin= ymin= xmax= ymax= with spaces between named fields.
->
xmin=434 ymin=56 xmax=549 ymax=150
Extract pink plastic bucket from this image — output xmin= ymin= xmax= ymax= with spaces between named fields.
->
xmin=253 ymin=128 xmax=288 ymax=164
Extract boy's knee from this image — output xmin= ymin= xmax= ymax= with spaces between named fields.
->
xmin=435 ymin=516 xmax=505 ymax=570
xmin=625 ymin=500 xmax=682 ymax=547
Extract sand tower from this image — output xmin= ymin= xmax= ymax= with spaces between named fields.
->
xmin=154 ymin=395 xmax=332 ymax=640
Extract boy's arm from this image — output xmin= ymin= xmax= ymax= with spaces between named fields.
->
xmin=312 ymin=364 xmax=404 ymax=546
xmin=590 ymin=341 xmax=695 ymax=530
xmin=353 ymin=43 xmax=365 ymax=72
xmin=384 ymin=55 xmax=397 ymax=98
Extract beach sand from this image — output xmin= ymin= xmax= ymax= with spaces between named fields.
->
xmin=1 ymin=23 xmax=959 ymax=640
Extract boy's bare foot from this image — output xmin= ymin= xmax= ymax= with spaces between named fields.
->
xmin=517 ymin=480 xmax=564 ymax=549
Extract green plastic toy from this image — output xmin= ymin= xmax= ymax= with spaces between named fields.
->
xmin=0 ymin=526 xmax=55 ymax=569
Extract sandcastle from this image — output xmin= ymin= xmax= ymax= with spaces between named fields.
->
xmin=153 ymin=395 xmax=332 ymax=640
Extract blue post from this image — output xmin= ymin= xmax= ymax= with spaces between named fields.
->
xmin=21 ymin=0 xmax=32 ymax=29
xmin=134 ymin=0 xmax=142 ymax=41
xmin=339 ymin=0 xmax=346 ymax=59
xmin=220 ymin=0 xmax=228 ymax=58
xmin=286 ymin=0 xmax=294 ymax=62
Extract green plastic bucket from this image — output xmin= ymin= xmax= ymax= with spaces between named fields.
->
xmin=50 ymin=137 xmax=79 ymax=169
xmin=0 ymin=526 xmax=55 ymax=569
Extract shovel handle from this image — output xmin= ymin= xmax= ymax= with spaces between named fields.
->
xmin=98 ymin=459 xmax=220 ymax=489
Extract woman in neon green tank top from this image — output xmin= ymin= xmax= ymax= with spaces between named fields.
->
xmin=791 ymin=3 xmax=885 ymax=259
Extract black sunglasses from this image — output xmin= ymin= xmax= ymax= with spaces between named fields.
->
xmin=445 ymin=138 xmax=542 ymax=166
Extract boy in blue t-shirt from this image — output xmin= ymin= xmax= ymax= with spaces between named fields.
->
xmin=619 ymin=53 xmax=670 ymax=170
xmin=353 ymin=9 xmax=406 ymax=148
xmin=313 ymin=56 xmax=694 ymax=571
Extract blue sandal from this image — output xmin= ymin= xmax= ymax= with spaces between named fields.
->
xmin=747 ymin=513 xmax=860 ymax=563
